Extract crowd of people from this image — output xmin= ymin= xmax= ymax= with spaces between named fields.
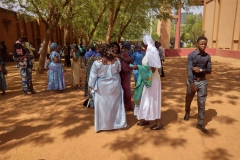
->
xmin=0 ymin=35 xmax=212 ymax=134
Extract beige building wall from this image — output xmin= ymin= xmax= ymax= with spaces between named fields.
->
xmin=217 ymin=0 xmax=238 ymax=49
xmin=203 ymin=0 xmax=240 ymax=50
xmin=203 ymin=0 xmax=215 ymax=48
xmin=232 ymin=0 xmax=240 ymax=50
xmin=157 ymin=19 xmax=171 ymax=49
xmin=212 ymin=0 xmax=220 ymax=48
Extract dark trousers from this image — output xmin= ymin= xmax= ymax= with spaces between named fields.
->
xmin=185 ymin=80 xmax=208 ymax=125
xmin=160 ymin=60 xmax=164 ymax=76
xmin=65 ymin=55 xmax=71 ymax=67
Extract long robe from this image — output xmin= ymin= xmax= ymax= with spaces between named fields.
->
xmin=47 ymin=51 xmax=65 ymax=91
xmin=70 ymin=51 xmax=81 ymax=87
xmin=134 ymin=35 xmax=162 ymax=120
xmin=88 ymin=58 xmax=127 ymax=132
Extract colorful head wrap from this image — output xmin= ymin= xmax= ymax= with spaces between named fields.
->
xmin=50 ymin=42 xmax=57 ymax=51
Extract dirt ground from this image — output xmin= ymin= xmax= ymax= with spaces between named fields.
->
xmin=0 ymin=56 xmax=239 ymax=160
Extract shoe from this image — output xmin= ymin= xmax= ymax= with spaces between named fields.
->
xmin=184 ymin=113 xmax=190 ymax=121
xmin=150 ymin=124 xmax=164 ymax=130
xmin=137 ymin=121 xmax=150 ymax=126
xmin=196 ymin=124 xmax=209 ymax=133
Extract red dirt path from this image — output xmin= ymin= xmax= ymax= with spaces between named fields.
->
xmin=0 ymin=56 xmax=239 ymax=160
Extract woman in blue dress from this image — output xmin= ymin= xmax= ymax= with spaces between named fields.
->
xmin=132 ymin=44 xmax=146 ymax=84
xmin=47 ymin=43 xmax=65 ymax=93
xmin=88 ymin=44 xmax=128 ymax=132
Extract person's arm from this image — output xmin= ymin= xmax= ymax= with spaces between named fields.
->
xmin=119 ymin=52 xmax=133 ymax=64
xmin=187 ymin=54 xmax=194 ymax=84
xmin=151 ymin=67 xmax=156 ymax=73
xmin=52 ymin=53 xmax=62 ymax=63
xmin=187 ymin=54 xmax=196 ymax=91
xmin=88 ymin=61 xmax=98 ymax=89
xmin=203 ymin=55 xmax=212 ymax=74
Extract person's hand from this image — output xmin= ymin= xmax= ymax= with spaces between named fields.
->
xmin=132 ymin=65 xmax=138 ymax=70
xmin=118 ymin=55 xmax=125 ymax=60
xmin=190 ymin=83 xmax=196 ymax=92
xmin=193 ymin=67 xmax=201 ymax=73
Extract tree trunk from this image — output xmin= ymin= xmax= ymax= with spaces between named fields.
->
xmin=64 ymin=26 xmax=70 ymax=45
xmin=105 ymin=8 xmax=114 ymax=43
xmin=105 ymin=0 xmax=122 ymax=43
xmin=37 ymin=26 xmax=53 ymax=74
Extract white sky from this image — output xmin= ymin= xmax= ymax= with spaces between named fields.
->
xmin=181 ymin=6 xmax=204 ymax=14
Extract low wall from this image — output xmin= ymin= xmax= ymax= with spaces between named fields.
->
xmin=165 ymin=48 xmax=240 ymax=60
xmin=215 ymin=49 xmax=240 ymax=59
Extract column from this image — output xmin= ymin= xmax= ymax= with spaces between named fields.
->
xmin=174 ymin=4 xmax=181 ymax=49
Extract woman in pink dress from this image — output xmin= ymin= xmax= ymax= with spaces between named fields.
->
xmin=110 ymin=42 xmax=133 ymax=111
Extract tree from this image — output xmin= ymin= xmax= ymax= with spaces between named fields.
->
xmin=181 ymin=13 xmax=204 ymax=45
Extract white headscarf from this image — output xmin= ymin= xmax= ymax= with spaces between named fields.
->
xmin=142 ymin=35 xmax=161 ymax=68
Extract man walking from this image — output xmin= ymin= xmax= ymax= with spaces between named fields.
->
xmin=184 ymin=36 xmax=212 ymax=133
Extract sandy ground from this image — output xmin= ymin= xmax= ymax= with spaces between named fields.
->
xmin=0 ymin=56 xmax=239 ymax=160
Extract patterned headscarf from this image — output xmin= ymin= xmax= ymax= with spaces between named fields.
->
xmin=50 ymin=43 xmax=57 ymax=51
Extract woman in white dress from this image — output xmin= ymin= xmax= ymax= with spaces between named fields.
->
xmin=133 ymin=35 xmax=163 ymax=130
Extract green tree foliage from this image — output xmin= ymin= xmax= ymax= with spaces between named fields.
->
xmin=181 ymin=13 xmax=204 ymax=45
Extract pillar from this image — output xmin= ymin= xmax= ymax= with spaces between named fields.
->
xmin=174 ymin=4 xmax=181 ymax=49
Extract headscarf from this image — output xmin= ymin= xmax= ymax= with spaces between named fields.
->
xmin=135 ymin=44 xmax=142 ymax=49
xmin=123 ymin=42 xmax=131 ymax=50
xmin=50 ymin=42 xmax=57 ymax=51
xmin=142 ymin=35 xmax=161 ymax=68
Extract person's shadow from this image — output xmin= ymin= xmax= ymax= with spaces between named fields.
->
xmin=190 ymin=109 xmax=217 ymax=126
xmin=161 ymin=109 xmax=178 ymax=126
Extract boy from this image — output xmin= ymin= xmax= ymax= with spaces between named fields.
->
xmin=184 ymin=36 xmax=212 ymax=133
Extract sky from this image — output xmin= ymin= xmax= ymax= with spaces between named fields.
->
xmin=181 ymin=6 xmax=204 ymax=14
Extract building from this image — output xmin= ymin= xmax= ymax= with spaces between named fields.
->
xmin=203 ymin=0 xmax=240 ymax=50
xmin=157 ymin=0 xmax=240 ymax=52
xmin=0 ymin=7 xmax=76 ymax=59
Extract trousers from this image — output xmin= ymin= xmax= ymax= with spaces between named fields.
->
xmin=185 ymin=79 xmax=208 ymax=124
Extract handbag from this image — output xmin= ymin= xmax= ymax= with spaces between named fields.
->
xmin=83 ymin=94 xmax=94 ymax=109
